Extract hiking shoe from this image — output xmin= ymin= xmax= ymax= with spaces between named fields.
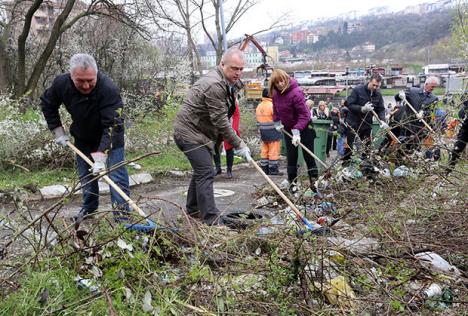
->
xmin=73 ymin=209 xmax=96 ymax=229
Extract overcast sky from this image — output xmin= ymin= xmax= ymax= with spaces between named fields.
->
xmin=227 ymin=0 xmax=434 ymax=39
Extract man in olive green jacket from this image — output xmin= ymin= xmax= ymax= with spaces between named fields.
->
xmin=174 ymin=47 xmax=251 ymax=225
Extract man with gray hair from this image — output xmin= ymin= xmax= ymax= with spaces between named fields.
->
xmin=41 ymin=53 xmax=131 ymax=223
xmin=395 ymin=76 xmax=439 ymax=155
xmin=173 ymin=47 xmax=251 ymax=226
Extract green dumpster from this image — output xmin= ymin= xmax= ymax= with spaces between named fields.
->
xmin=280 ymin=119 xmax=330 ymax=174
xmin=312 ymin=119 xmax=331 ymax=173
xmin=371 ymin=122 xmax=384 ymax=149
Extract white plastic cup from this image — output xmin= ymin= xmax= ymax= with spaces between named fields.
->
xmin=424 ymin=283 xmax=442 ymax=298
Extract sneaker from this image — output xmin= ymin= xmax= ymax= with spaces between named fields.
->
xmin=73 ymin=209 xmax=96 ymax=228
xmin=226 ymin=170 xmax=233 ymax=179
xmin=214 ymin=167 xmax=222 ymax=176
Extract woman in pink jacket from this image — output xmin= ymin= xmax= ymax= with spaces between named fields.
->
xmin=269 ymin=69 xmax=318 ymax=192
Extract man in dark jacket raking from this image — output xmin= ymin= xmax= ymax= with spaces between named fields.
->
xmin=41 ymin=53 xmax=130 ymax=222
xmin=447 ymin=97 xmax=468 ymax=172
xmin=343 ymin=74 xmax=386 ymax=165
xmin=394 ymin=76 xmax=439 ymax=155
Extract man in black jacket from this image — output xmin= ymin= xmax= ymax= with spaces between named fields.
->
xmin=394 ymin=76 xmax=439 ymax=154
xmin=343 ymin=74 xmax=386 ymax=165
xmin=41 ymin=53 xmax=130 ymax=221
xmin=447 ymin=97 xmax=468 ymax=172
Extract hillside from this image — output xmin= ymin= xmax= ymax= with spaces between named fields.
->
xmin=262 ymin=5 xmax=458 ymax=64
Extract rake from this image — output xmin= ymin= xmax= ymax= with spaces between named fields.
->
xmin=67 ymin=142 xmax=156 ymax=232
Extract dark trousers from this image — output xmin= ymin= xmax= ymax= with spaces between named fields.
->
xmin=342 ymin=127 xmax=372 ymax=163
xmin=326 ymin=130 xmax=337 ymax=155
xmin=76 ymin=146 xmax=130 ymax=212
xmin=379 ymin=126 xmax=401 ymax=153
xmin=449 ymin=117 xmax=468 ymax=167
xmin=284 ymin=126 xmax=318 ymax=182
xmin=213 ymin=148 xmax=234 ymax=171
xmin=175 ymin=138 xmax=219 ymax=224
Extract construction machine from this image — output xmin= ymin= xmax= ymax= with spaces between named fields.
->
xmin=238 ymin=34 xmax=273 ymax=101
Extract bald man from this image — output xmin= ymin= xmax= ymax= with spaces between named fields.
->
xmin=395 ymin=76 xmax=440 ymax=154
xmin=173 ymin=47 xmax=251 ymax=226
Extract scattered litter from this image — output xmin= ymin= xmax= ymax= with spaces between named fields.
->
xmin=89 ymin=265 xmax=103 ymax=278
xmin=317 ymin=216 xmax=332 ymax=225
xmin=255 ymin=197 xmax=269 ymax=208
xmin=423 ymin=283 xmax=442 ymax=298
xmin=75 ymin=276 xmax=99 ymax=293
xmin=415 ymin=252 xmax=462 ymax=277
xmin=270 ymin=214 xmax=285 ymax=225
xmin=279 ymin=179 xmax=289 ymax=189
xmin=338 ymin=166 xmax=363 ymax=181
xmin=314 ymin=202 xmax=337 ymax=217
xmin=256 ymin=227 xmax=275 ymax=235
xmin=328 ymin=236 xmax=379 ymax=255
xmin=393 ymin=165 xmax=411 ymax=177
xmin=316 ymin=276 xmax=356 ymax=309
xmin=117 ymin=239 xmax=134 ymax=252
xmin=303 ymin=188 xmax=317 ymax=198
xmin=328 ymin=250 xmax=346 ymax=265
xmin=128 ymin=162 xmax=142 ymax=170
xmin=378 ymin=168 xmax=391 ymax=178
xmin=142 ymin=290 xmax=153 ymax=312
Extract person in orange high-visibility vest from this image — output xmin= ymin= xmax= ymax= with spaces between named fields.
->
xmin=256 ymin=88 xmax=283 ymax=175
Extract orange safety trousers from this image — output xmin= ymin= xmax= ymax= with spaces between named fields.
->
xmin=261 ymin=140 xmax=281 ymax=161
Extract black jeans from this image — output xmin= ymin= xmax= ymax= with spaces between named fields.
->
xmin=326 ymin=130 xmax=337 ymax=155
xmin=213 ymin=148 xmax=234 ymax=171
xmin=175 ymin=138 xmax=220 ymax=224
xmin=284 ymin=125 xmax=318 ymax=181
xmin=342 ymin=127 xmax=372 ymax=163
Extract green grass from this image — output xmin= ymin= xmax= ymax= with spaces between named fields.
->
xmin=0 ymin=145 xmax=193 ymax=190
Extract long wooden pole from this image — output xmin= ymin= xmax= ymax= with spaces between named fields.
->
xmin=67 ymin=142 xmax=146 ymax=217
xmin=249 ymin=159 xmax=321 ymax=231
xmin=370 ymin=110 xmax=401 ymax=144
xmin=282 ymin=129 xmax=328 ymax=168
xmin=401 ymin=98 xmax=435 ymax=133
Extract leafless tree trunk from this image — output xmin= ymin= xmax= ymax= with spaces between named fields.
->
xmin=145 ymin=0 xmax=201 ymax=83
xmin=196 ymin=0 xmax=257 ymax=64
xmin=2 ymin=0 xmax=147 ymax=97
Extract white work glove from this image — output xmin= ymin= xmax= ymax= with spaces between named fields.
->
xmin=291 ymin=129 xmax=301 ymax=147
xmin=416 ymin=110 xmax=424 ymax=120
xmin=398 ymin=90 xmax=406 ymax=100
xmin=361 ymin=102 xmax=374 ymax=113
xmin=274 ymin=121 xmax=284 ymax=132
xmin=235 ymin=143 xmax=252 ymax=162
xmin=90 ymin=152 xmax=107 ymax=175
xmin=52 ymin=126 xmax=70 ymax=147
xmin=380 ymin=121 xmax=389 ymax=129
xmin=339 ymin=118 xmax=345 ymax=125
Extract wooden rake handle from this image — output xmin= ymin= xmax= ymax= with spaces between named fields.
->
xmin=402 ymin=98 xmax=435 ymax=133
xmin=67 ymin=142 xmax=146 ymax=217
xmin=370 ymin=110 xmax=401 ymax=144
xmin=249 ymin=159 xmax=320 ymax=231
xmin=282 ymin=129 xmax=328 ymax=169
